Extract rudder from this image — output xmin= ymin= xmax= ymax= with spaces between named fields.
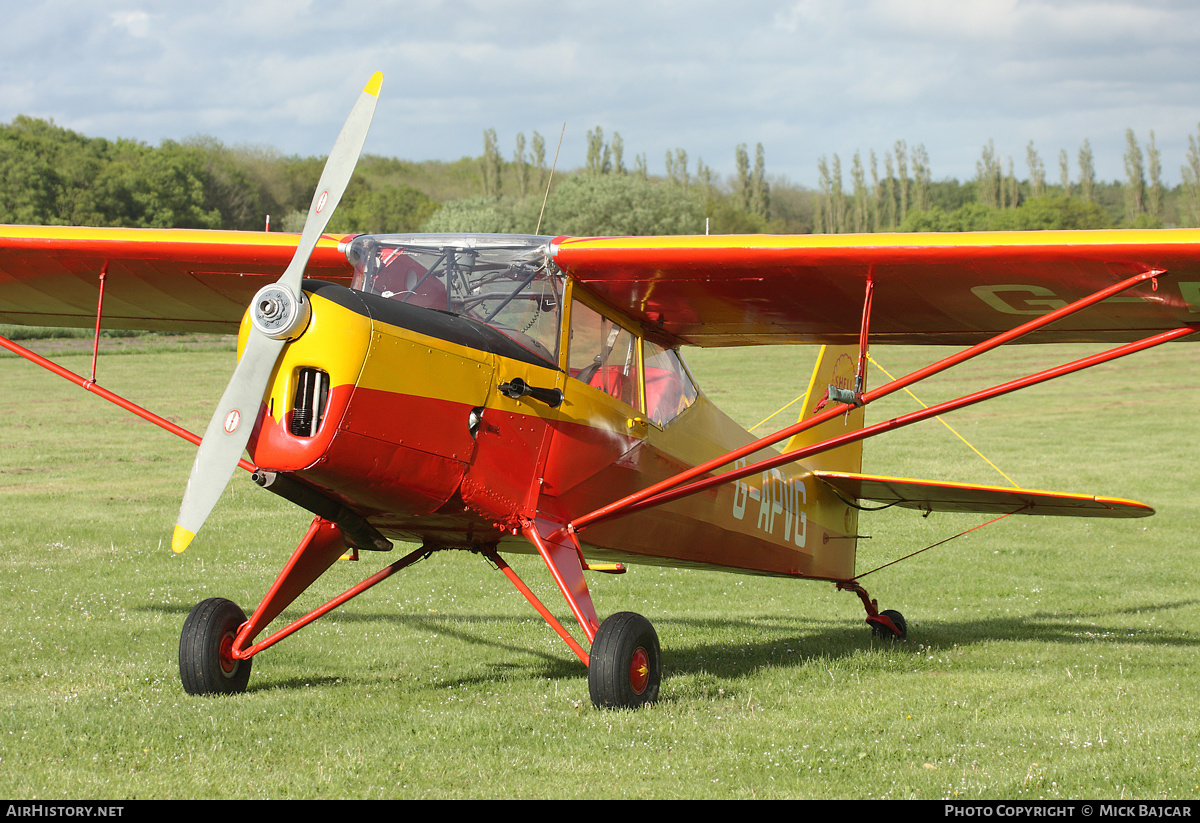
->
xmin=782 ymin=345 xmax=865 ymax=474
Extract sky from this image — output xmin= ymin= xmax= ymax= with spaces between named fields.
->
xmin=4 ymin=0 xmax=1200 ymax=192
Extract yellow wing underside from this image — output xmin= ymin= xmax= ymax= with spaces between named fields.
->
xmin=814 ymin=471 xmax=1153 ymax=519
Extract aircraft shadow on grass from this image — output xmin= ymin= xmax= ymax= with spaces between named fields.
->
xmin=147 ymin=597 xmax=1200 ymax=697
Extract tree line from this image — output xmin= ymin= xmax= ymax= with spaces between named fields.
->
xmin=460 ymin=125 xmax=775 ymax=235
xmin=813 ymin=128 xmax=1200 ymax=234
xmin=5 ymin=113 xmax=1200 ymax=237
xmin=0 ymin=115 xmax=440 ymax=235
xmin=0 ymin=115 xmax=786 ymax=237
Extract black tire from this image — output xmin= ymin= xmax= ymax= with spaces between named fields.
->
xmin=870 ymin=609 xmax=907 ymax=641
xmin=179 ymin=598 xmax=252 ymax=695
xmin=588 ymin=612 xmax=661 ymax=709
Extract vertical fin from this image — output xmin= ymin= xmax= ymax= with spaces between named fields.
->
xmin=782 ymin=345 xmax=865 ymax=474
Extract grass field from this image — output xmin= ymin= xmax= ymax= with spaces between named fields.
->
xmin=0 ymin=335 xmax=1197 ymax=799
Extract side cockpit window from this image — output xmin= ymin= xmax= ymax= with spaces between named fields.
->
xmin=643 ymin=340 xmax=698 ymax=426
xmin=568 ymin=297 xmax=698 ymax=426
xmin=568 ymin=300 xmax=641 ymax=411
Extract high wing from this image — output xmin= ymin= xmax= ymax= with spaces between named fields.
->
xmin=6 ymin=227 xmax=1200 ymax=343
xmin=0 ymin=225 xmax=354 ymax=333
xmin=813 ymin=471 xmax=1154 ymax=519
xmin=552 ymin=230 xmax=1200 ymax=346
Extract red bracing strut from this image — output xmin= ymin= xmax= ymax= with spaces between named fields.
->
xmin=0 ymin=333 xmax=256 ymax=473
xmin=582 ymin=325 xmax=1196 ymax=522
xmin=232 ymin=520 xmax=432 ymax=661
xmin=569 ymin=268 xmax=1177 ymax=532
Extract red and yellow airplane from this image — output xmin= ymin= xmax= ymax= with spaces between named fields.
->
xmin=1 ymin=74 xmax=1198 ymax=708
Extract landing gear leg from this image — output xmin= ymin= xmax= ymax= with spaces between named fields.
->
xmin=870 ymin=609 xmax=907 ymax=641
xmin=509 ymin=524 xmax=662 ymax=708
xmin=179 ymin=598 xmax=252 ymax=695
xmin=588 ymin=612 xmax=661 ymax=709
xmin=839 ymin=582 xmax=907 ymax=641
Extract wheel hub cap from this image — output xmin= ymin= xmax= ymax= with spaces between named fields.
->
xmin=219 ymin=633 xmax=238 ymax=676
xmin=629 ymin=647 xmax=650 ymax=695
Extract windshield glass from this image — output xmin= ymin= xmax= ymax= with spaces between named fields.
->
xmin=345 ymin=234 xmax=562 ymax=365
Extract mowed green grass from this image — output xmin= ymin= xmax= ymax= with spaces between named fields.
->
xmin=0 ymin=337 xmax=1197 ymax=799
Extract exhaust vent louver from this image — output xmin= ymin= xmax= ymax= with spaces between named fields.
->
xmin=290 ymin=368 xmax=330 ymax=437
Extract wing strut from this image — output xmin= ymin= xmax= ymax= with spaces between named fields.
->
xmin=568 ymin=267 xmax=1183 ymax=533
xmin=87 ymin=262 xmax=108 ymax=385
xmin=818 ymin=273 xmax=874 ymax=409
xmin=0 ymin=332 xmax=256 ymax=472
xmin=854 ymin=273 xmax=873 ymax=398
xmin=580 ymin=324 xmax=1195 ymax=522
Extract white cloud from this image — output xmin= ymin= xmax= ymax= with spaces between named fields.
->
xmin=110 ymin=11 xmax=152 ymax=38
xmin=1 ymin=0 xmax=1199 ymax=186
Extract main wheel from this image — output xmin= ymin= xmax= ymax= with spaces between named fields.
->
xmin=588 ymin=611 xmax=661 ymax=709
xmin=870 ymin=609 xmax=907 ymax=641
xmin=179 ymin=598 xmax=252 ymax=695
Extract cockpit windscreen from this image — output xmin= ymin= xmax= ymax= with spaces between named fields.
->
xmin=345 ymin=234 xmax=562 ymax=365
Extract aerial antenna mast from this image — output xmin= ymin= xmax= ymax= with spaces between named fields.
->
xmin=535 ymin=123 xmax=566 ymax=235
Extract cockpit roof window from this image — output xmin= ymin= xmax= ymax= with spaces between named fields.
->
xmin=345 ymin=234 xmax=562 ymax=365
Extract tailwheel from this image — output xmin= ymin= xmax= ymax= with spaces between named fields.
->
xmin=179 ymin=598 xmax=252 ymax=695
xmin=869 ymin=609 xmax=907 ymax=641
xmin=588 ymin=611 xmax=661 ymax=709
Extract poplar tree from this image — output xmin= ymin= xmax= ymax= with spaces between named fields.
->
xmin=884 ymin=152 xmax=897 ymax=228
xmin=1147 ymin=130 xmax=1163 ymax=220
xmin=816 ymin=156 xmax=831 ymax=233
xmin=1060 ymin=149 xmax=1071 ymax=196
xmin=1123 ymin=129 xmax=1146 ymax=221
xmin=851 ymin=151 xmax=867 ymax=232
xmin=976 ymin=140 xmax=1001 ymax=207
xmin=481 ymin=128 xmax=502 ymax=196
xmin=911 ymin=143 xmax=931 ymax=212
xmin=513 ymin=132 xmax=529 ymax=198
xmin=586 ymin=127 xmax=611 ymax=174
xmin=751 ymin=143 xmax=769 ymax=220
xmin=531 ymin=131 xmax=547 ymax=191
xmin=831 ymin=154 xmax=846 ymax=232
xmin=611 ymin=132 xmax=625 ymax=175
xmin=816 ymin=155 xmax=847 ymax=233
xmin=1026 ymin=141 xmax=1046 ymax=198
xmin=665 ymin=148 xmax=688 ymax=188
xmin=1077 ymin=141 xmax=1095 ymax=203
xmin=696 ymin=158 xmax=714 ymax=199
xmin=1005 ymin=157 xmax=1018 ymax=209
xmin=895 ymin=140 xmax=909 ymax=223
xmin=869 ymin=150 xmax=881 ymax=232
xmin=735 ymin=144 xmax=751 ymax=211
xmin=1182 ymin=124 xmax=1200 ymax=226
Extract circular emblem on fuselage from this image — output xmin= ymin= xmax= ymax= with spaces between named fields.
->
xmin=315 ymin=190 xmax=329 ymax=213
xmin=224 ymin=410 xmax=241 ymax=434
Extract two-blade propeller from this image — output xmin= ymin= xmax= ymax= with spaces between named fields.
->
xmin=172 ymin=72 xmax=383 ymax=554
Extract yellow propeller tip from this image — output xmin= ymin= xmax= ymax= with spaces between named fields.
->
xmin=172 ymin=525 xmax=195 ymax=554
xmin=363 ymin=71 xmax=383 ymax=97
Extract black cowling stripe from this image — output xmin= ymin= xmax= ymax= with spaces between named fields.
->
xmin=303 ymin=279 xmax=560 ymax=371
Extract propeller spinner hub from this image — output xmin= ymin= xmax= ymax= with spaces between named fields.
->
xmin=250 ymin=284 xmax=311 ymax=340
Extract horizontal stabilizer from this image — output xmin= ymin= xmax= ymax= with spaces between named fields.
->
xmin=813 ymin=471 xmax=1154 ymax=518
